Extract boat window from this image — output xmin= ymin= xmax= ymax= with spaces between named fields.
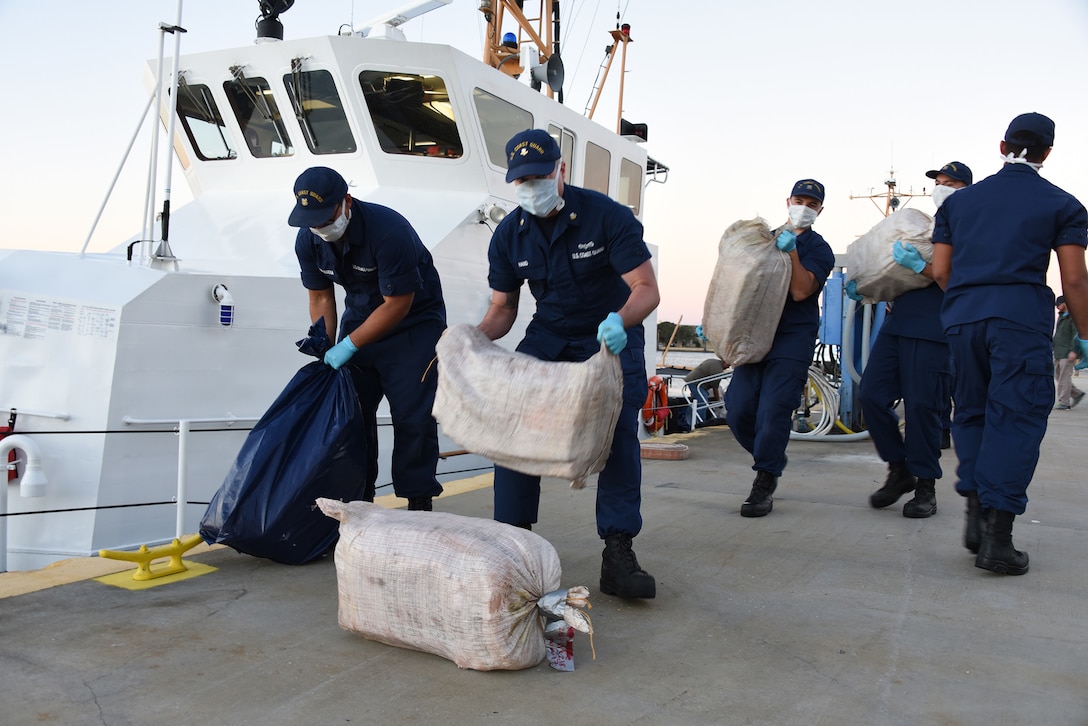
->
xmin=283 ymin=65 xmax=357 ymax=155
xmin=223 ymin=69 xmax=294 ymax=158
xmin=584 ymin=142 xmax=611 ymax=195
xmin=473 ymin=88 xmax=532 ymax=167
xmin=620 ymin=157 xmax=643 ymax=216
xmin=548 ymin=124 xmax=575 ymax=183
xmin=174 ymin=79 xmax=236 ymax=161
xmin=360 ymin=71 xmax=463 ymax=157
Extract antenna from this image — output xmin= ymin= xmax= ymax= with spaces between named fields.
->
xmin=357 ymin=0 xmax=452 ymax=38
xmin=849 ymin=168 xmax=927 ymax=217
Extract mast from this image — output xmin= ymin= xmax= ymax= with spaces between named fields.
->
xmin=479 ymin=1 xmax=564 ymax=99
xmin=849 ymin=169 xmax=928 ymax=217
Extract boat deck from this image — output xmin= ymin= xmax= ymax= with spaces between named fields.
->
xmin=3 ymin=410 xmax=1087 ymax=725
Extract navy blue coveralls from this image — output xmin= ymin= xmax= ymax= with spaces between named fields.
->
xmin=934 ymin=164 xmax=1088 ymax=514
xmin=487 ymin=185 xmax=652 ymax=538
xmin=725 ymin=229 xmax=835 ymax=476
xmin=295 ymin=200 xmax=447 ymax=501
xmin=859 ymin=284 xmax=950 ymax=480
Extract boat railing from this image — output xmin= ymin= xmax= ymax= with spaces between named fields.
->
xmin=133 ymin=417 xmax=268 ymax=544
xmin=680 ymin=371 xmax=733 ymax=424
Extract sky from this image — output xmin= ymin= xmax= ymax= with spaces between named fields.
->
xmin=1 ymin=0 xmax=1087 ymax=325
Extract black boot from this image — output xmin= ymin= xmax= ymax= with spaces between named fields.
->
xmin=964 ymin=492 xmax=981 ymax=554
xmin=740 ymin=471 xmax=777 ymax=517
xmin=975 ymin=509 xmax=1029 ymax=575
xmin=903 ymin=478 xmax=937 ymax=518
xmin=869 ymin=461 xmax=916 ymax=509
xmin=600 ymin=534 xmax=656 ymax=599
xmin=407 ymin=496 xmax=433 ymax=511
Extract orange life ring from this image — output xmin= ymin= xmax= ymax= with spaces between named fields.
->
xmin=641 ymin=375 xmax=669 ymax=433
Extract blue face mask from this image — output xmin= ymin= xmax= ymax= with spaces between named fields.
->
xmin=516 ymin=173 xmax=564 ymax=217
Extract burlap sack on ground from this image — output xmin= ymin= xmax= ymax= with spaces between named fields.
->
xmin=846 ymin=208 xmax=935 ymax=302
xmin=702 ymin=218 xmax=791 ymax=366
xmin=433 ymin=323 xmax=622 ymax=487
xmin=317 ymin=498 xmax=563 ymax=671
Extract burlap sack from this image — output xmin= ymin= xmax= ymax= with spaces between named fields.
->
xmin=846 ymin=208 xmax=935 ymax=302
xmin=432 ymin=324 xmax=622 ymax=487
xmin=317 ymin=498 xmax=563 ymax=671
xmin=702 ymin=218 xmax=791 ymax=366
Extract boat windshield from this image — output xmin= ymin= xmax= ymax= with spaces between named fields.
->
xmin=472 ymin=88 xmax=531 ymax=168
xmin=224 ymin=69 xmax=295 ymax=158
xmin=175 ymin=79 xmax=236 ymax=161
xmin=283 ymin=64 xmax=357 ymax=155
xmin=548 ymin=124 xmax=576 ymax=184
xmin=584 ymin=142 xmax=610 ymax=195
xmin=620 ymin=157 xmax=642 ymax=215
xmin=359 ymin=71 xmax=462 ymax=158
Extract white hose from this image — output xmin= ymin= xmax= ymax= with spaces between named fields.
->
xmin=789 ymin=366 xmax=870 ymax=442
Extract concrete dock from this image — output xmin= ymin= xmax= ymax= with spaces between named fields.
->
xmin=2 ymin=410 xmax=1087 ymax=725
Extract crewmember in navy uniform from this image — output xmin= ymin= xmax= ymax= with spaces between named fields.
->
xmin=932 ymin=113 xmax=1088 ymax=575
xmin=478 ymin=129 xmax=660 ymax=599
xmin=289 ymin=167 xmax=447 ymax=511
xmin=726 ymin=180 xmax=835 ymax=517
xmin=1051 ymin=295 xmax=1083 ymax=410
xmin=851 ymin=162 xmax=970 ymax=518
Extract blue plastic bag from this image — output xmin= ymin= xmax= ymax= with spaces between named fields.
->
xmin=200 ymin=361 xmax=368 ymax=564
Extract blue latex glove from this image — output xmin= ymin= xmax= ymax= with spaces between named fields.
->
xmin=323 ymin=337 xmax=358 ymax=369
xmin=695 ymin=324 xmax=706 ymax=341
xmin=845 ymin=280 xmax=864 ymax=302
xmin=775 ymin=229 xmax=797 ymax=253
xmin=892 ymin=240 xmax=926 ymax=274
xmin=596 ymin=312 xmax=628 ymax=354
xmin=1076 ymin=336 xmax=1088 ymax=359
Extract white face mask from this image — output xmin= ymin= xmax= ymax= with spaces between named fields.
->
xmin=311 ymin=201 xmax=350 ymax=242
xmin=787 ymin=204 xmax=818 ymax=229
xmin=932 ymin=184 xmax=958 ymax=209
xmin=515 ymin=168 xmax=565 ymax=217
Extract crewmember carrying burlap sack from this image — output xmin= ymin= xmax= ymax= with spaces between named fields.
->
xmin=471 ymin=128 xmax=661 ymax=600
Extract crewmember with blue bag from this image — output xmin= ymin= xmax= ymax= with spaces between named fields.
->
xmin=291 ymin=167 xmax=447 ymax=511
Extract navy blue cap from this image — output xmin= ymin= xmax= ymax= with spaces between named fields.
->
xmin=288 ymin=167 xmax=348 ymax=227
xmin=926 ymin=161 xmax=973 ymax=186
xmin=505 ymin=129 xmax=561 ymax=182
xmin=1004 ymin=112 xmax=1055 ymax=148
xmin=790 ymin=179 xmax=825 ymax=203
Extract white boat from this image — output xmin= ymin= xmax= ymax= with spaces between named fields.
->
xmin=0 ymin=0 xmax=665 ymax=571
